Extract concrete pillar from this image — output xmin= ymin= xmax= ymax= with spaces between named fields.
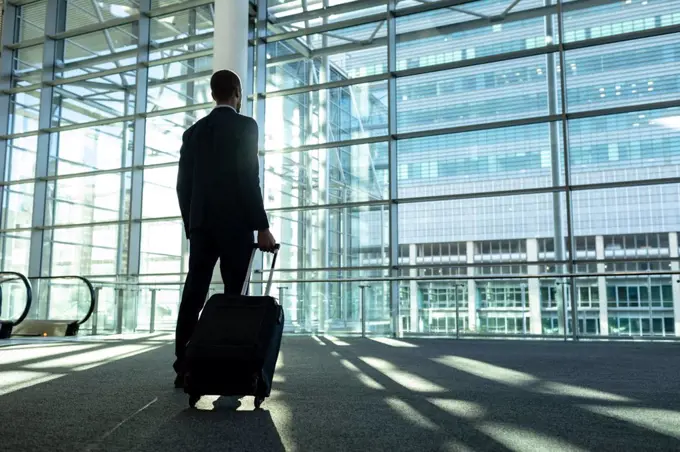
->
xmin=213 ymin=0 xmax=250 ymax=80
xmin=595 ymin=235 xmax=609 ymax=335
xmin=526 ymin=238 xmax=542 ymax=334
xmin=467 ymin=241 xmax=477 ymax=331
xmin=409 ymin=243 xmax=419 ymax=333
xmin=669 ymin=232 xmax=680 ymax=336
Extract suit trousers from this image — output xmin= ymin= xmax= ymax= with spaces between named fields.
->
xmin=174 ymin=226 xmax=253 ymax=373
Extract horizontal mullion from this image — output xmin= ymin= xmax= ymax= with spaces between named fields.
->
xmin=143 ymin=101 xmax=213 ymax=118
xmin=48 ymin=64 xmax=138 ymax=86
xmin=567 ymin=99 xmax=680 ymax=121
xmin=43 ymin=115 xmax=136 ymax=133
xmin=48 ymin=15 xmax=141 ymax=41
xmin=0 ymin=161 xmax=178 ymax=187
xmin=267 ymin=199 xmax=389 ymax=213
xmin=148 ymin=69 xmax=211 ymax=88
xmin=153 ymin=32 xmax=214 ymax=51
xmin=262 ymin=135 xmax=390 ymax=154
xmin=563 ymin=25 xmax=680 ymax=52
xmin=4 ymin=37 xmax=44 ymax=50
xmin=145 ymin=49 xmax=213 ymax=68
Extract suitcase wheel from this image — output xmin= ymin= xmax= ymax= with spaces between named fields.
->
xmin=254 ymin=396 xmax=265 ymax=409
xmin=189 ymin=394 xmax=200 ymax=408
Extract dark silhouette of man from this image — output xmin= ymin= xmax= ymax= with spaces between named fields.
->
xmin=174 ymin=69 xmax=276 ymax=387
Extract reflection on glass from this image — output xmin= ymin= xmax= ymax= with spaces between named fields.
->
xmin=264 ymin=142 xmax=388 ymax=209
xmin=50 ymin=122 xmax=134 ymax=176
xmin=47 ymin=173 xmax=130 ymax=226
xmin=144 ymin=108 xmax=212 ymax=164
xmin=142 ymin=166 xmax=181 ymax=219
xmin=264 ymin=81 xmax=388 ymax=150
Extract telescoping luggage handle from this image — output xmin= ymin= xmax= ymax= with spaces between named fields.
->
xmin=242 ymin=243 xmax=280 ymax=297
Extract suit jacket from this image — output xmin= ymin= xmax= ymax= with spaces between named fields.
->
xmin=176 ymin=107 xmax=269 ymax=238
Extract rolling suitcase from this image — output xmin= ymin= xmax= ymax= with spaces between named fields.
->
xmin=183 ymin=244 xmax=284 ymax=409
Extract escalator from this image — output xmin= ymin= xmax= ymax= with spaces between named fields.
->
xmin=0 ymin=272 xmax=32 ymax=339
xmin=0 ymin=273 xmax=96 ymax=339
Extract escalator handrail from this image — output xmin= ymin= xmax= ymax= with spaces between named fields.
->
xmin=0 ymin=271 xmax=33 ymax=326
xmin=28 ymin=275 xmax=96 ymax=325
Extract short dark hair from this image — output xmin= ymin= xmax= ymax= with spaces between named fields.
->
xmin=210 ymin=70 xmax=241 ymax=102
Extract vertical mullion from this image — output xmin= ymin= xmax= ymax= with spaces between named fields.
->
xmin=387 ymin=0 xmax=399 ymax=337
xmin=27 ymin=0 xmax=66 ymax=319
xmin=254 ymin=0 xmax=268 ymax=296
xmin=0 ymin=2 xmax=19 ymax=256
xmin=127 ymin=0 xmax=151 ymax=279
xmin=556 ymin=0 xmax=578 ymax=340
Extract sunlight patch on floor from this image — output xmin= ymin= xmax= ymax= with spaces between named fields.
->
xmin=385 ymin=397 xmax=439 ymax=431
xmin=360 ymin=357 xmax=446 ymax=393
xmin=369 ymin=337 xmax=419 ymax=348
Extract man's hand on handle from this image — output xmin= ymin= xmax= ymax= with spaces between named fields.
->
xmin=257 ymin=229 xmax=277 ymax=253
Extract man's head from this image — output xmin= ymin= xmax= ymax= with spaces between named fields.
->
xmin=211 ymin=70 xmax=242 ymax=112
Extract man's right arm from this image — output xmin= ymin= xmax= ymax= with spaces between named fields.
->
xmin=176 ymin=127 xmax=194 ymax=238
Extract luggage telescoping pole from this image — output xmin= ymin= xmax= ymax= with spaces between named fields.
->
xmin=242 ymin=244 xmax=281 ymax=297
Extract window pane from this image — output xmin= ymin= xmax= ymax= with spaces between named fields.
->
xmin=16 ymin=2 xmax=47 ymax=42
xmin=140 ymin=220 xmax=185 ymax=275
xmin=142 ymin=166 xmax=181 ymax=219
xmin=397 ymin=122 xmax=563 ymax=198
xmin=144 ymin=108 xmax=212 ymax=165
xmin=5 ymin=136 xmax=38 ymax=181
xmin=264 ymin=142 xmax=389 ymax=209
xmin=569 ymin=108 xmax=680 ymax=183
xmin=267 ymin=21 xmax=387 ymax=91
xmin=264 ymin=81 xmax=388 ymax=150
xmin=66 ymin=0 xmax=139 ymax=30
xmin=2 ymin=183 xmax=35 ymax=229
xmin=565 ymin=35 xmax=680 ymax=113
xmin=150 ymin=6 xmax=214 ymax=61
xmin=562 ymin=0 xmax=680 ymax=44
xmin=14 ymin=45 xmax=43 ymax=86
xmin=397 ymin=55 xmax=560 ymax=134
xmin=397 ymin=4 xmax=557 ymax=72
xmin=0 ymin=231 xmax=31 ymax=275
xmin=47 ymin=173 xmax=130 ymax=226
xmin=266 ymin=205 xmax=389 ymax=270
xmin=59 ymin=25 xmax=138 ymax=79
xmin=53 ymin=71 xmax=137 ymax=126
xmin=147 ymin=65 xmax=211 ymax=112
xmin=9 ymin=90 xmax=41 ymax=134
xmin=50 ymin=122 xmax=134 ymax=176
xmin=48 ymin=225 xmax=124 ymax=276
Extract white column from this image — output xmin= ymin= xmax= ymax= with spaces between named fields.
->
xmin=213 ymin=0 xmax=250 ymax=80
xmin=467 ymin=241 xmax=477 ymax=331
xmin=409 ymin=244 xmax=419 ymax=333
xmin=526 ymin=238 xmax=542 ymax=334
xmin=669 ymin=232 xmax=680 ymax=336
xmin=595 ymin=235 xmax=609 ymax=335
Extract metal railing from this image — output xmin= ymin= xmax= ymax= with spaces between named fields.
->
xmin=0 ymin=271 xmax=33 ymax=330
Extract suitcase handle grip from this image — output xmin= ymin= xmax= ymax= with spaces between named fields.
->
xmin=242 ymin=244 xmax=280 ymax=297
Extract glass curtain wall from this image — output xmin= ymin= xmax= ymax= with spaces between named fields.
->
xmin=1 ymin=0 xmax=680 ymax=338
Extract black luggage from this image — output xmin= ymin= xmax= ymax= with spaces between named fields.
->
xmin=183 ymin=244 xmax=284 ymax=409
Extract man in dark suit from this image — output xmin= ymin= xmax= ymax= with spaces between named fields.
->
xmin=174 ymin=69 xmax=277 ymax=386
